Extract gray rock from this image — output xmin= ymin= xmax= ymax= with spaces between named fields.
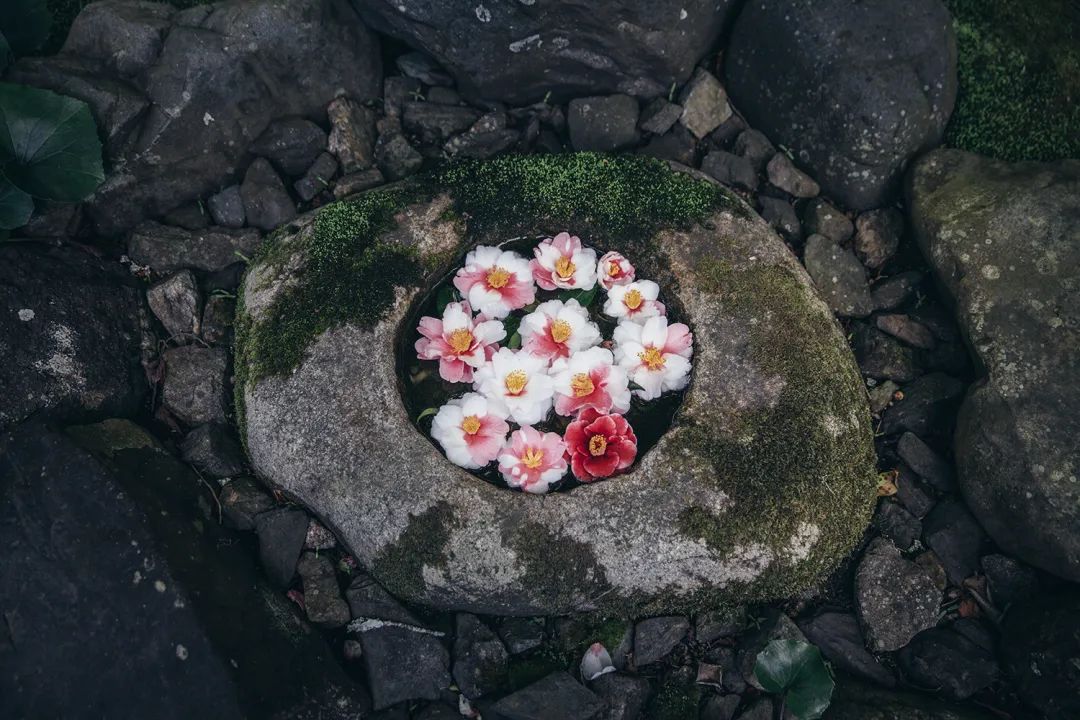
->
xmin=163 ymin=202 xmax=210 ymax=231
xmin=632 ymin=616 xmax=689 ymax=667
xmin=147 ymin=270 xmax=201 ymax=339
xmin=701 ymin=694 xmax=740 ymax=720
xmin=250 ymin=117 xmax=328 ymax=177
xmin=128 ymin=221 xmax=261 ymax=273
xmin=873 ymin=500 xmax=922 ymax=552
xmin=21 ymin=200 xmax=82 ymax=238
xmin=403 ymin=102 xmax=480 ymax=144
xmin=757 ymin=196 xmax=801 ymax=243
xmin=62 ymin=0 xmax=174 ymax=78
xmin=799 ymin=610 xmax=895 ymax=687
xmin=207 ymin=185 xmax=246 ymax=228
xmin=766 ymin=153 xmax=819 ymax=198
xmin=872 ymin=271 xmax=924 ymax=311
xmin=854 ymin=208 xmax=904 ymax=270
xmin=359 ymin=625 xmax=450 ymax=710
xmin=907 ymin=149 xmax=1080 ymax=582
xmin=922 ymin=499 xmax=985 ymax=585
xmin=568 ymin=95 xmax=640 ymax=152
xmin=426 ymin=87 xmax=462 ymax=105
xmin=737 ymin=610 xmax=806 ymax=689
xmin=355 ymin=1 xmax=733 ymax=104
xmin=733 ymin=129 xmax=775 ymax=173
xmin=694 ymin=606 xmax=745 ymax=644
xmin=880 ymin=372 xmax=966 ymax=437
xmin=200 ymin=295 xmax=235 ymax=346
xmin=344 ymin=574 xmax=421 ymax=626
xmin=876 ymin=314 xmax=936 ymax=350
xmin=297 ymin=553 xmax=350 ymax=628
xmin=489 ymin=672 xmax=603 ymax=720
xmin=374 ymin=132 xmax=423 ymax=181
xmin=803 ymin=234 xmax=875 ymax=317
xmin=636 ymin=124 xmax=699 ymax=166
xmin=254 ymin=507 xmax=310 ymax=588
xmin=736 ymin=698 xmax=775 ymax=720
xmin=333 ymin=168 xmax=386 ymax=199
xmin=897 ymin=621 xmax=998 ymax=700
xmin=383 ymin=75 xmax=422 ymax=118
xmin=707 ymin=113 xmax=748 ymax=147
xmin=855 ymin=538 xmax=941 ymax=652
xmin=453 ymin=614 xmax=508 ymax=699
xmin=220 ymin=476 xmax=275 ymax=530
xmin=638 ymin=98 xmax=683 ymax=135
xmin=590 ymin=673 xmax=650 ymax=720
xmin=304 ymin=520 xmax=337 ymax=551
xmin=162 ymin=346 xmax=228 ymax=426
xmin=395 ymin=51 xmax=453 ymax=87
xmin=725 ymin=0 xmax=956 ymax=210
xmin=443 ymin=122 xmax=521 ymax=160
xmin=826 ymin=678 xmax=996 ymax=720
xmin=981 ymin=554 xmax=1038 ymax=608
xmin=867 ymin=380 xmax=900 ymax=415
xmin=701 ymin=151 xmax=758 ymax=192
xmin=894 ymin=465 xmax=936 ymax=519
xmin=241 ymin=158 xmax=297 ymax=232
xmin=294 ymin=153 xmax=339 ymax=202
xmin=802 ymin=199 xmax=853 ymax=244
xmin=179 ymin=423 xmax=244 ymax=478
xmin=852 ymin=324 xmax=919 ymax=382
xmin=678 ymin=68 xmax=732 ymax=139
xmin=327 ymin=97 xmax=377 ymax=174
xmin=1000 ymin=590 xmax=1080 ymax=718
xmin=897 ymin=433 xmax=955 ymax=491
xmin=497 ymin=618 xmax=545 ymax=655
xmin=0 ymin=242 xmax=145 ymax=430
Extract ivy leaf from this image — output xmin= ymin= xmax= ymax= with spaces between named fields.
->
xmin=0 ymin=83 xmax=105 ymax=202
xmin=754 ymin=639 xmax=834 ymax=720
xmin=0 ymin=0 xmax=52 ymax=57
xmin=416 ymin=407 xmax=439 ymax=422
xmin=0 ymin=179 xmax=33 ymax=230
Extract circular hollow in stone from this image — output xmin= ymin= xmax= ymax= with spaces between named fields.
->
xmin=236 ymin=155 xmax=877 ymax=615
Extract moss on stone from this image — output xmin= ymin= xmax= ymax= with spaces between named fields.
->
xmin=509 ymin=521 xmax=611 ymax=613
xmin=650 ymin=671 xmax=701 ymax=720
xmin=506 ymin=650 xmax=566 ymax=691
xmin=370 ymin=502 xmax=455 ymax=600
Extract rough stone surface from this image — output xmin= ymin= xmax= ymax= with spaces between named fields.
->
xmin=633 ymin=616 xmax=689 ymax=667
xmin=908 ymin=150 xmax=1080 ymax=581
xmin=0 ymin=241 xmax=145 ymax=429
xmin=802 ymin=199 xmax=853 ymax=244
xmin=981 ymin=554 xmax=1038 ymax=608
xmin=128 ymin=222 xmax=262 ymax=273
xmin=201 ymin=295 xmax=235 ymax=346
xmin=403 ymin=101 xmax=481 ymax=145
xmin=489 ymin=672 xmax=603 ymax=720
xmin=220 ymin=476 xmax=275 ymax=530
xmin=62 ymin=0 xmax=175 ymax=78
xmin=345 ymin=574 xmax=422 ymax=626
xmin=452 ymin=614 xmax=508 ymax=699
xmin=148 ymin=270 xmax=201 ymax=339
xmin=255 ymin=507 xmax=310 ymax=588
xmin=897 ymin=621 xmax=998 ymax=700
xmin=297 ymin=553 xmax=351 ymax=628
xmin=757 ymin=196 xmax=801 ymax=243
xmin=207 ymin=185 xmax=246 ymax=228
xmin=826 ymin=679 xmax=996 ymax=720
xmin=767 ymin=153 xmax=819 ymax=198
xmin=701 ymin=151 xmax=758 ymax=192
xmin=241 ymin=158 xmax=297 ymax=232
xmin=250 ymin=117 xmax=328 ymax=177
xmin=359 ymin=626 xmax=451 ymax=709
xmin=798 ymin=610 xmax=895 ymax=687
xmin=856 ymin=538 xmax=941 ymax=652
xmin=872 ymin=271 xmax=923 ymax=311
xmin=179 ymin=423 xmax=244 ymax=478
xmin=590 ymin=673 xmax=650 ymax=720
xmin=873 ymin=500 xmax=922 ymax=552
xmin=639 ymin=98 xmax=683 ymax=136
xmin=295 ymin=152 xmax=339 ymax=202
xmin=1000 ymin=590 xmax=1080 ymax=718
xmin=803 ymin=234 xmax=875 ymax=317
xmin=374 ymin=132 xmax=424 ymax=180
xmin=328 ymin=97 xmax=377 ymax=174
xmin=333 ymin=168 xmax=386 ymax=199
xmin=922 ymin=499 xmax=985 ymax=584
xmin=725 ymin=0 xmax=956 ymax=210
xmin=162 ymin=346 xmax=229 ymax=426
xmin=354 ymin=1 xmax=733 ymax=104
xmin=854 ymin=208 xmax=904 ymax=270
xmin=567 ymin=95 xmax=640 ymax=152
xmin=896 ymin=433 xmax=955 ymax=491
xmin=893 ymin=468 xmax=935 ymax=520
xmin=876 ymin=314 xmax=936 ymax=350
xmin=880 ymin=372 xmax=966 ymax=437
xmin=733 ymin=130 xmax=775 ymax=174
xmin=678 ymin=68 xmax=732 ymax=139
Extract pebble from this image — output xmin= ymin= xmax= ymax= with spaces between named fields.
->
xmin=871 ymin=270 xmax=924 ymax=311
xmin=360 ymin=624 xmax=451 ymax=710
xmin=876 ymin=314 xmax=937 ymax=349
xmin=733 ymin=129 xmax=775 ymax=173
xmin=127 ymin=222 xmax=261 ymax=273
xmin=897 ymin=432 xmax=956 ymax=490
xmin=254 ymin=507 xmax=310 ymax=588
xmin=632 ymin=615 xmax=689 ymax=668
xmin=873 ymin=499 xmax=923 ymax=551
xmin=855 ymin=537 xmax=941 ymax=652
xmin=802 ymin=198 xmax=853 ymax=243
xmin=803 ymin=235 xmax=874 ymax=317
xmin=219 ymin=476 xmax=275 ymax=530
xmin=293 ymin=152 xmax=339 ymax=202
xmin=758 ymin=195 xmax=802 ymax=243
xmin=700 ymin=693 xmax=741 ymax=720
xmin=677 ymin=67 xmax=732 ymax=139
xmin=179 ymin=423 xmax=244 ymax=478
xmin=333 ymin=168 xmax=386 ymax=199
xmin=981 ymin=554 xmax=1038 ymax=607
xmin=868 ymin=379 xmax=900 ymax=414
xmin=296 ymin=552 xmax=351 ymax=628
xmin=403 ymin=101 xmax=480 ymax=144
xmin=489 ymin=671 xmax=603 ymax=720
xmin=766 ymin=152 xmax=820 ymax=198
xmin=923 ymin=499 xmax=985 ymax=584
xmin=240 ymin=158 xmax=297 ymax=231
xmin=345 ymin=573 xmax=422 ymax=626
xmin=589 ymin=673 xmax=650 ymax=720
xmin=880 ymin=373 xmax=966 ymax=437
xmin=638 ymin=98 xmax=683 ymax=136
xmin=853 ymin=323 xmax=919 ymax=381
xmin=147 ymin=270 xmax=201 ymax=339
xmin=567 ymin=94 xmax=640 ymax=151
xmin=701 ymin=150 xmax=758 ymax=191
xmin=328 ymin=96 xmax=377 ymax=174
xmin=161 ymin=346 xmax=229 ymax=425
xmin=894 ymin=464 xmax=936 ymax=518
xmin=374 ymin=132 xmax=423 ymax=180
xmin=207 ymin=185 xmax=245 ymax=228
xmin=497 ymin=617 xmax=545 ymax=655
xmin=452 ymin=613 xmax=508 ymax=699
xmin=798 ymin=609 xmax=896 ymax=687
xmin=637 ymin=124 xmax=698 ymax=166
xmin=897 ymin=620 xmax=998 ymax=700
xmin=200 ymin=294 xmax=234 ymax=345
xmin=249 ymin=117 xmax=328 ymax=177
xmin=854 ymin=208 xmax=904 ymax=269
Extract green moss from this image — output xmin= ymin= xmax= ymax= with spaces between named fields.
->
xmin=506 ymin=650 xmax=566 ymax=691
xmin=509 ymin=521 xmax=611 ymax=613
xmin=370 ymin=502 xmax=455 ymax=599
xmin=650 ymin=670 xmax=701 ymax=720
xmin=944 ymin=0 xmax=1080 ymax=161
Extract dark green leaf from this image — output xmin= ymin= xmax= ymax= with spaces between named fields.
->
xmin=416 ymin=407 xmax=439 ymax=422
xmin=435 ymin=285 xmax=456 ymax=314
xmin=563 ymin=285 xmax=599 ymax=308
xmin=507 ymin=332 xmax=521 ymax=349
xmin=501 ymin=313 xmax=521 ymax=340
xmin=0 ymin=31 xmax=12 ymax=74
xmin=0 ymin=0 xmax=53 ymax=57
xmin=754 ymin=639 xmax=834 ymax=720
xmin=0 ymin=83 xmax=104 ymax=202
xmin=0 ymin=179 xmax=33 ymax=230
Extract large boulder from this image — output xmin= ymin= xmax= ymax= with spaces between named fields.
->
xmin=353 ymin=1 xmax=733 ymax=104
xmin=0 ymin=241 xmax=145 ymax=430
xmin=725 ymin=0 xmax=956 ymax=210
xmin=907 ymin=150 xmax=1080 ymax=582
xmin=236 ymin=155 xmax=877 ymax=615
xmin=10 ymin=0 xmax=381 ymax=235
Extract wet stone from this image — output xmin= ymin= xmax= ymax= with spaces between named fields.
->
xmin=880 ymin=373 xmax=966 ymax=437
xmin=567 ymin=95 xmax=640 ymax=152
xmin=161 ymin=346 xmax=228 ymax=426
xmin=359 ymin=625 xmax=451 ymax=710
xmin=452 ymin=614 xmax=508 ymax=699
xmin=297 ymin=552 xmax=350 ymax=628
xmin=489 ymin=671 xmax=603 ymax=720
xmin=798 ymin=610 xmax=896 ymax=687
xmin=871 ymin=271 xmax=923 ymax=311
xmin=757 ymin=195 xmax=801 ymax=243
xmin=497 ymin=617 xmax=545 ymax=655
xmin=207 ymin=185 xmax=245 ymax=229
xmin=923 ymin=499 xmax=985 ymax=585
xmin=147 ymin=270 xmax=201 ymax=339
xmin=220 ymin=476 xmax=275 ymax=530
xmin=589 ymin=673 xmax=650 ymax=720
xmin=733 ymin=129 xmax=775 ymax=173
xmin=240 ymin=158 xmax=297 ymax=232
xmin=633 ymin=615 xmax=689 ymax=668
xmin=897 ymin=432 xmax=955 ymax=491
xmin=876 ymin=314 xmax=936 ymax=350
xmin=802 ymin=198 xmax=853 ymax=243
xmin=200 ymin=295 xmax=235 ymax=346
xmin=853 ymin=323 xmax=919 ymax=382
xmin=856 ymin=538 xmax=941 ymax=652
xmin=767 ymin=153 xmax=819 ymax=198
xmin=701 ymin=150 xmax=758 ymax=192
xmin=328 ymin=96 xmax=376 ymax=174
xmin=293 ymin=152 xmax=338 ymax=203
xmin=179 ymin=423 xmax=244 ymax=479
xmin=250 ymin=117 xmax=327 ymax=177
xmin=854 ymin=208 xmax=904 ymax=270
xmin=638 ymin=98 xmax=683 ymax=136
xmin=374 ymin=132 xmax=423 ymax=180
xmin=873 ymin=499 xmax=922 ymax=552
xmin=804 ymin=235 xmax=874 ymax=317
xmin=254 ymin=507 xmax=309 ymax=588
xmin=678 ymin=68 xmax=732 ymax=139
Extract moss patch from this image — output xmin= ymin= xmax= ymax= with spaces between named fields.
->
xmin=370 ymin=502 xmax=455 ymax=599
xmin=650 ymin=670 xmax=701 ymax=720
xmin=509 ymin=521 xmax=612 ymax=613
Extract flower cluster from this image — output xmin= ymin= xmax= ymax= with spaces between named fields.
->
xmin=415 ymin=233 xmax=693 ymax=493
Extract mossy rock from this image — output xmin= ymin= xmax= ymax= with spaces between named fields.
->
xmin=236 ymin=154 xmax=877 ymax=615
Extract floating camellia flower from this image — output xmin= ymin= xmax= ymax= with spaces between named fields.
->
xmin=596 ymin=250 xmax=635 ymax=290
xmin=454 ymin=245 xmax=536 ymax=319
xmin=565 ymin=408 xmax=638 ymax=482
xmin=603 ymin=279 xmax=665 ymax=324
xmin=415 ymin=301 xmax=506 ymax=383
xmin=497 ymin=425 xmax=569 ymax=493
xmin=430 ymin=392 xmax=510 ymax=469
xmin=519 ymin=298 xmax=602 ymax=362
xmin=473 ymin=347 xmax=555 ymax=425
xmin=550 ymin=346 xmax=631 ymax=417
xmin=531 ymin=232 xmax=598 ymax=291
xmin=614 ymin=316 xmax=693 ymax=401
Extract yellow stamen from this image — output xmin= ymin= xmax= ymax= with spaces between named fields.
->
xmin=571 ymin=373 xmax=595 ymax=397
xmin=447 ymin=328 xmax=473 ymax=353
xmin=486 ymin=267 xmax=511 ymax=289
xmin=638 ymin=346 xmax=666 ymax=371
xmin=588 ymin=434 xmax=607 ymax=457
xmin=504 ymin=370 xmax=528 ymax=395
xmin=461 ymin=415 xmax=481 ymax=435
xmin=550 ymin=319 xmax=572 ymax=343
xmin=623 ymin=288 xmax=643 ymax=310
xmin=608 ymin=261 xmax=622 ymax=277
xmin=554 ymin=256 xmax=576 ymax=279
xmin=521 ymin=448 xmax=544 ymax=469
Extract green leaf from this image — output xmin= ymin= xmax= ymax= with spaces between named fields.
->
xmin=0 ymin=83 xmax=105 ymax=202
xmin=0 ymin=32 xmax=12 ymax=74
xmin=0 ymin=0 xmax=53 ymax=57
xmin=0 ymin=179 xmax=33 ymax=230
xmin=416 ymin=407 xmax=439 ymax=422
xmin=507 ymin=332 xmax=521 ymax=350
xmin=563 ymin=285 xmax=599 ymax=308
xmin=754 ymin=639 xmax=834 ymax=720
xmin=435 ymin=285 xmax=456 ymax=314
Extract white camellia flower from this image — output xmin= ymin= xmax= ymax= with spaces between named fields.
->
xmin=613 ymin=316 xmax=693 ymax=400
xmin=430 ymin=393 xmax=510 ymax=469
xmin=453 ymin=245 xmax=536 ymax=319
xmin=473 ymin=347 xmax=555 ymax=425
xmin=603 ymin=280 xmax=665 ymax=324
xmin=549 ymin=346 xmax=631 ymax=417
xmin=519 ymin=298 xmax=601 ymax=363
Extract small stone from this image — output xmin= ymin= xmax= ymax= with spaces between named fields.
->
xmin=497 ymin=617 xmax=545 ymax=655
xmin=179 ymin=423 xmax=244 ymax=478
xmin=638 ymin=98 xmax=682 ymax=135
xmin=219 ymin=476 xmax=275 ymax=530
xmin=360 ymin=625 xmax=451 ymax=710
xmin=403 ymin=101 xmax=480 ymax=144
xmin=345 ymin=574 xmax=421 ymax=626
xmin=383 ymin=75 xmax=423 ymax=118
xmin=700 ymin=694 xmax=741 ymax=720
xmin=733 ymin=129 xmax=775 ymax=173
xmin=374 ymin=132 xmax=423 ymax=180
xmin=897 ymin=433 xmax=955 ymax=491
xmin=704 ymin=646 xmax=745 ymax=694
xmin=333 ymin=168 xmax=386 ymax=199
xmin=868 ymin=379 xmax=900 ymax=414
xmin=444 ymin=113 xmax=520 ymax=159
xmin=735 ymin=698 xmax=775 ymax=720
xmin=297 ymin=552 xmax=350 ymax=628
xmin=803 ymin=235 xmax=874 ymax=317
xmin=695 ymin=607 xmax=745 ymax=644
xmin=798 ymin=610 xmax=895 ymax=687
xmin=636 ymin=124 xmax=698 ymax=166
xmin=589 ymin=673 xmax=650 ymax=720
xmin=254 ymin=507 xmax=309 ymax=588
xmin=343 ymin=637 xmax=364 ymax=661
xmin=328 ymin=97 xmax=377 ymax=174
xmin=250 ymin=117 xmax=328 ymax=177
xmin=873 ymin=499 xmax=922 ymax=551
xmin=701 ymin=150 xmax=758 ymax=191
xmin=923 ymin=499 xmax=985 ymax=585
xmin=489 ymin=671 xmax=603 ymax=720
xmin=766 ymin=153 xmax=819 ymax=198
xmin=396 ymin=51 xmax=453 ymax=86
xmin=567 ymin=95 xmax=640 ymax=152
xmin=22 ymin=200 xmax=82 ymax=237
xmin=855 ymin=537 xmax=941 ymax=652
xmin=854 ymin=208 xmax=904 ymax=270
xmin=677 ymin=67 xmax=732 ymax=139
xmin=163 ymin=203 xmax=209 ymax=231
xmin=240 ymin=158 xmax=296 ymax=232
xmin=871 ymin=271 xmax=924 ymax=311
xmin=802 ymin=198 xmax=853 ymax=243
xmin=207 ymin=186 xmax=245 ymax=228
xmin=706 ymin=113 xmax=748 ymax=147
xmin=916 ymin=551 xmax=950 ymax=592
xmin=453 ymin=613 xmax=508 ymax=699
xmin=200 ymin=294 xmax=235 ymax=346
xmin=162 ymin=346 xmax=228 ymax=425
xmin=293 ymin=152 xmax=339 ymax=202
xmin=632 ymin=615 xmax=689 ymax=668
xmin=737 ymin=610 xmax=806 ymax=689
xmin=426 ymin=87 xmax=461 ymax=105
xmin=894 ymin=465 xmax=936 ymax=518
xmin=203 ymin=263 xmax=246 ymax=294
xmin=897 ymin=620 xmax=998 ymax=700
xmin=981 ymin=554 xmax=1038 ymax=608
xmin=304 ymin=520 xmax=337 ymax=550
xmin=876 ymin=314 xmax=936 ymax=350
xmin=127 ymin=222 xmax=261 ymax=273
xmin=881 ymin=373 xmax=967 ymax=437
xmin=758 ymin=196 xmax=801 ymax=243
xmin=854 ymin=323 xmax=919 ymax=382
xmin=147 ymin=270 xmax=200 ymax=339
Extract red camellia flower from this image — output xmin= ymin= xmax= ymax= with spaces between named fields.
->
xmin=564 ymin=408 xmax=637 ymax=482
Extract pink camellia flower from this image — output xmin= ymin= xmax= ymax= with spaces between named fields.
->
xmin=497 ymin=425 xmax=569 ymax=494
xmin=550 ymin=347 xmax=631 ymax=417
xmin=597 ymin=251 xmax=635 ymax=290
xmin=415 ymin=301 xmax=505 ymax=383
xmin=603 ymin=280 xmax=665 ymax=324
xmin=564 ymin=408 xmax=637 ymax=483
xmin=519 ymin=299 xmax=602 ymax=363
xmin=453 ymin=245 xmax=536 ymax=319
xmin=613 ymin=316 xmax=694 ymax=401
xmin=530 ymin=232 xmax=598 ymax=291
xmin=431 ymin=392 xmax=510 ymax=469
